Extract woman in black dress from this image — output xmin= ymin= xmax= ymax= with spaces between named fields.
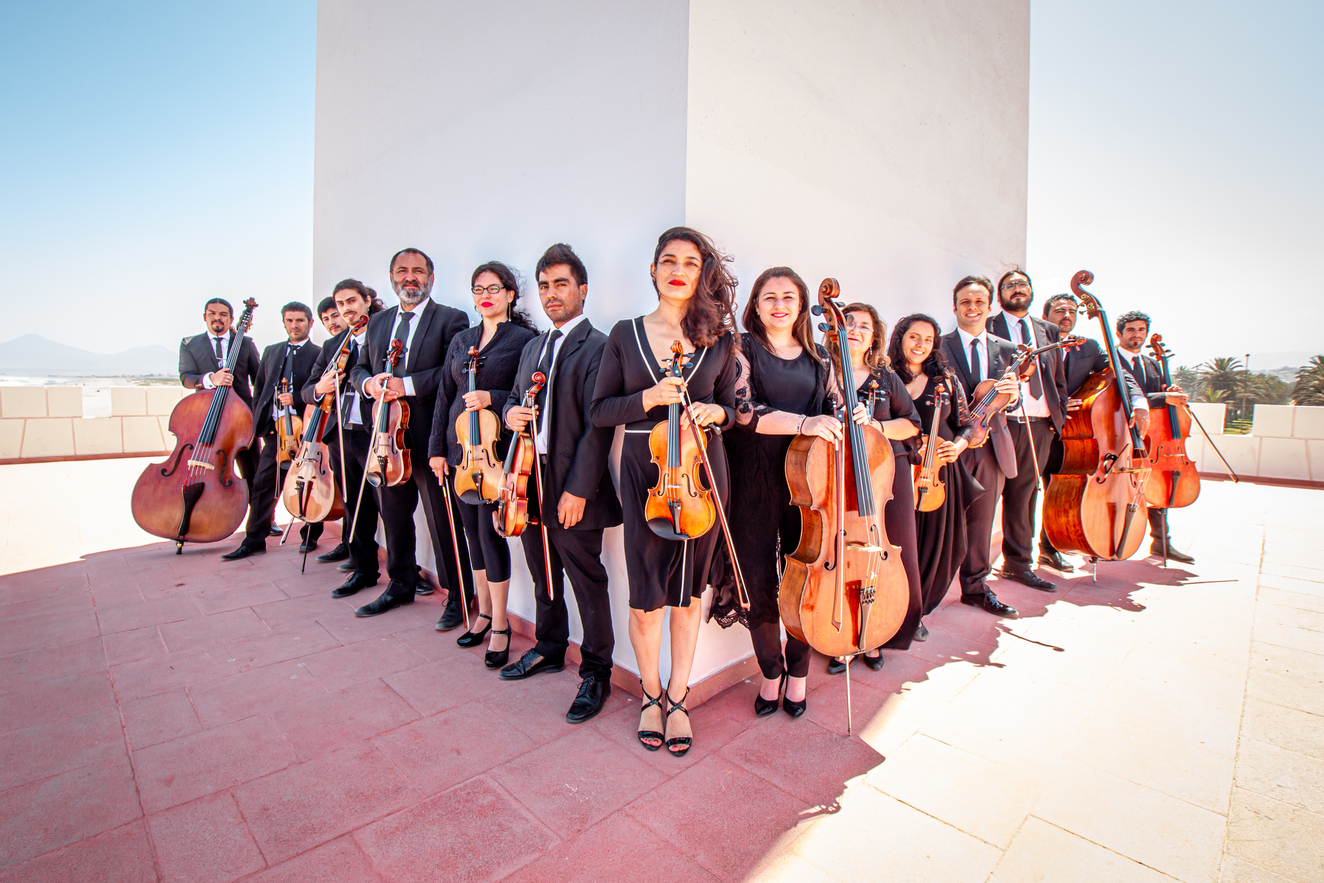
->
xmin=889 ymin=314 xmax=979 ymax=633
xmin=591 ymin=227 xmax=740 ymax=756
xmin=429 ymin=262 xmax=537 ymax=669
xmin=712 ymin=267 xmax=839 ymax=718
xmin=826 ymin=302 xmax=923 ymax=673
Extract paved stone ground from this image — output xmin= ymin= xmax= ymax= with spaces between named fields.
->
xmin=0 ymin=457 xmax=1320 ymax=882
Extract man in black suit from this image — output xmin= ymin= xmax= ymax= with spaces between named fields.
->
xmin=1038 ymin=294 xmax=1151 ymax=570
xmin=222 ymin=302 xmax=323 ymax=559
xmin=179 ymin=297 xmax=262 ymax=492
xmin=987 ymin=270 xmax=1069 ymax=591
xmin=938 ymin=276 xmax=1021 ymax=617
xmin=1116 ymin=310 xmax=1195 ymax=564
xmin=348 ymin=248 xmax=474 ymax=621
xmin=306 ymin=295 xmax=351 ymax=566
xmin=498 ymin=244 xmax=623 ymax=724
xmin=303 ymin=281 xmax=387 ymax=595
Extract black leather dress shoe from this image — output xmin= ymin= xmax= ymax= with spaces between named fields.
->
xmin=316 ymin=543 xmax=349 ymax=563
xmin=499 ymin=649 xmax=565 ymax=681
xmin=566 ymin=678 xmax=611 ymax=724
xmin=435 ymin=601 xmax=465 ymax=632
xmin=332 ymin=573 xmax=378 ymax=598
xmin=1151 ymin=542 xmax=1195 ymax=564
xmin=960 ymin=590 xmax=1018 ymax=616
xmin=337 ymin=560 xmax=355 ymax=572
xmin=414 ymin=577 xmax=434 ymax=596
xmin=914 ymin=620 xmax=929 ymax=642
xmin=826 ymin=657 xmax=847 ymax=675
xmin=269 ymin=524 xmax=283 ymax=537
xmin=354 ymin=585 xmax=413 ymax=617
xmin=1038 ymin=550 xmax=1075 ymax=573
xmin=221 ymin=545 xmax=264 ymax=561
xmin=999 ymin=568 xmax=1058 ymax=592
xmin=299 ymin=540 xmax=318 ymax=554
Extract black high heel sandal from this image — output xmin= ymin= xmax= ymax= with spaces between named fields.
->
xmin=484 ymin=627 xmax=511 ymax=669
xmin=456 ymin=613 xmax=492 ymax=648
xmin=665 ymin=687 xmax=693 ymax=757
xmin=754 ymin=672 xmax=787 ymax=717
xmin=638 ymin=681 xmax=664 ymax=751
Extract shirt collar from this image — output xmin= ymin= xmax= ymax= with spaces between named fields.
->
xmin=552 ymin=313 xmax=588 ymax=338
xmin=956 ymin=326 xmax=987 ymax=350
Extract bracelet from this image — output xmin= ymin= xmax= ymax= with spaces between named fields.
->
xmin=796 ymin=415 xmax=807 ymax=435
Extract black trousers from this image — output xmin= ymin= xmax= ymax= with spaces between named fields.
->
xmin=242 ymin=433 xmax=322 ymax=550
xmin=961 ymin=442 xmax=1005 ymax=595
xmin=1038 ymin=435 xmax=1066 ymax=557
xmin=1001 ymin=419 xmax=1055 ymax=571
xmin=520 ymin=476 xmax=614 ymax=680
xmin=1148 ymin=507 xmax=1172 ymax=541
xmin=235 ymin=447 xmax=258 ymax=501
xmin=336 ymin=427 xmax=380 ymax=579
xmin=750 ymin=622 xmax=810 ymax=680
xmin=458 ymin=499 xmax=511 ymax=583
xmin=375 ymin=438 xmax=472 ymax=601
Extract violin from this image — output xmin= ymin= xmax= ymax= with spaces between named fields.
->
xmin=132 ymin=298 xmax=258 ymax=551
xmin=494 ymin=372 xmax=546 ymax=538
xmin=645 ymin=341 xmax=717 ymax=540
xmin=365 ymin=338 xmax=411 ymax=488
xmin=913 ymin=381 xmax=949 ymax=512
xmin=966 ymin=337 xmax=1083 ymax=448
xmin=780 ymin=279 xmax=908 ymax=662
xmin=453 ymin=345 xmax=504 ymax=504
xmin=1043 ymin=271 xmax=1151 ymax=560
xmin=1143 ymin=334 xmax=1200 ymax=509
xmin=275 ymin=378 xmax=304 ymax=467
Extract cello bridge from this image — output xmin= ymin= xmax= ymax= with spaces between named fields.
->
xmin=846 ymin=541 xmax=886 ymax=553
xmin=185 ymin=460 xmax=214 ymax=471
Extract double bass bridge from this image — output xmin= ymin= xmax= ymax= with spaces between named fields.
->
xmin=186 ymin=459 xmax=215 ymax=471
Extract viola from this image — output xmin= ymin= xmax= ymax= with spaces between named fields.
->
xmin=645 ymin=340 xmax=717 ymax=540
xmin=453 ymin=345 xmax=504 ymax=504
xmin=365 ymin=338 xmax=411 ymax=488
xmin=274 ymin=378 xmax=304 ymax=467
xmin=966 ymin=337 xmax=1083 ymax=448
xmin=132 ymin=298 xmax=258 ymax=551
xmin=494 ymin=372 xmax=546 ymax=538
xmin=780 ymin=279 xmax=908 ymax=663
xmin=1143 ymin=334 xmax=1200 ymax=509
xmin=1043 ymin=271 xmax=1151 ymax=560
xmin=913 ymin=381 xmax=949 ymax=512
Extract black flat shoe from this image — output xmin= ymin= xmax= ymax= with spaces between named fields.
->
xmin=484 ymin=627 xmax=512 ymax=669
xmin=498 ymin=649 xmax=564 ymax=681
xmin=914 ymin=620 xmax=930 ymax=642
xmin=826 ymin=657 xmax=847 ymax=675
xmin=1038 ymin=550 xmax=1075 ymax=573
xmin=960 ymin=590 xmax=1018 ymax=617
xmin=456 ymin=613 xmax=492 ymax=647
xmin=221 ymin=545 xmax=264 ymax=561
xmin=332 ymin=572 xmax=378 ymax=598
xmin=637 ymin=682 xmax=664 ymax=751
xmin=754 ymin=672 xmax=787 ymax=717
xmin=337 ymin=560 xmax=355 ymax=572
xmin=299 ymin=540 xmax=318 ymax=554
xmin=998 ymin=568 xmax=1058 ymax=592
xmin=664 ymin=687 xmax=693 ymax=757
xmin=862 ymin=652 xmax=884 ymax=671
xmin=353 ymin=585 xmax=413 ymax=617
xmin=566 ymin=678 xmax=611 ymax=724
xmin=316 ymin=543 xmax=349 ymax=563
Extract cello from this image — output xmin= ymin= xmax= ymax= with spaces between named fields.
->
xmin=780 ymin=280 xmax=908 ymax=680
xmin=132 ymin=298 xmax=258 ymax=552
xmin=645 ymin=341 xmax=717 ymax=540
xmin=1043 ymin=271 xmax=1152 ymax=561
xmin=1142 ymin=334 xmax=1200 ymax=509
xmin=453 ymin=346 xmax=504 ymax=505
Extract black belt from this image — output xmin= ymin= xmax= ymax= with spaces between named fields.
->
xmin=1007 ymin=415 xmax=1049 ymax=424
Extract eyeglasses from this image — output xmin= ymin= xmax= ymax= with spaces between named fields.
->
xmin=1002 ymin=280 xmax=1031 ymax=291
xmin=471 ymin=284 xmax=505 ymax=296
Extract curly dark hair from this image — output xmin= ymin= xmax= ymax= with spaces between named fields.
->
xmin=1115 ymin=310 xmax=1151 ymax=336
xmin=651 ymin=226 xmax=739 ymax=348
xmin=332 ymin=278 xmax=385 ymax=315
xmin=741 ymin=267 xmax=823 ymax=365
xmin=471 ymin=261 xmax=537 ymax=331
xmin=888 ymin=313 xmax=950 ymax=382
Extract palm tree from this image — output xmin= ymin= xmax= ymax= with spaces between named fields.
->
xmin=1201 ymin=357 xmax=1243 ymax=396
xmin=1293 ymin=356 xmax=1324 ymax=406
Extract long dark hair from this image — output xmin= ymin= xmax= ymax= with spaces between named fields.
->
xmin=742 ymin=267 xmax=823 ymax=365
xmin=826 ymin=301 xmax=889 ymax=370
xmin=651 ymin=226 xmax=738 ymax=348
xmin=888 ymin=313 xmax=950 ymax=382
xmin=471 ymin=261 xmax=537 ymax=331
xmin=332 ymin=278 xmax=385 ymax=315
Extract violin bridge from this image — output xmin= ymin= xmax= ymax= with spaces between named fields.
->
xmin=185 ymin=460 xmax=215 ymax=471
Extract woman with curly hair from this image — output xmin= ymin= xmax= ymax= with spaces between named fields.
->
xmin=591 ymin=227 xmax=741 ymax=756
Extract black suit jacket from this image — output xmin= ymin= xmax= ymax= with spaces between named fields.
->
xmin=251 ymin=339 xmax=321 ymax=437
xmin=503 ymin=319 xmax=623 ymax=532
xmin=988 ymin=312 xmax=1069 ymax=434
xmin=939 ymin=328 xmax=1019 ymax=477
xmin=1061 ymin=337 xmax=1147 ymax=408
xmin=348 ymin=299 xmax=471 ymax=450
xmin=301 ymin=329 xmax=373 ymax=436
xmin=1119 ymin=351 xmax=1172 ymax=406
xmin=179 ymin=331 xmax=261 ymax=406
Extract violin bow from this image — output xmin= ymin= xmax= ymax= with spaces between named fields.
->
xmin=439 ymin=472 xmax=471 ymax=631
xmin=526 ymin=371 xmax=557 ymax=603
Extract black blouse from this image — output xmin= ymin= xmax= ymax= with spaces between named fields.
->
xmin=429 ymin=321 xmax=537 ymax=464
xmin=733 ymin=334 xmax=834 ymax=429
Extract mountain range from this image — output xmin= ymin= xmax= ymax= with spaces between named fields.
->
xmin=0 ymin=334 xmax=177 ymax=377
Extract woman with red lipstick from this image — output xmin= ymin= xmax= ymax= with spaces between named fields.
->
xmin=591 ymin=227 xmax=741 ymax=756
xmin=429 ymin=261 xmax=537 ymax=668
xmin=710 ymin=267 xmax=837 ymax=719
xmin=825 ymin=303 xmax=923 ymax=673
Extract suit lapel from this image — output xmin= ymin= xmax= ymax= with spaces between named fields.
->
xmin=944 ymin=332 xmax=975 ymax=392
xmin=406 ymin=301 xmax=435 ymax=373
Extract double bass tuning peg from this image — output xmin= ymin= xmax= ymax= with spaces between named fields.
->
xmin=818 ymin=322 xmax=832 ymax=333
xmin=811 ymin=305 xmax=824 ymax=316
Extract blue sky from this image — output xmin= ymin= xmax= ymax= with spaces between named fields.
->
xmin=2 ymin=1 xmax=1319 ymax=368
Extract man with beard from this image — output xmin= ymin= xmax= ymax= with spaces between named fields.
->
xmin=179 ymin=297 xmax=262 ymax=500
xmin=1038 ymin=294 xmax=1150 ymax=571
xmin=348 ymin=248 xmax=474 ymax=622
xmin=222 ymin=302 xmax=323 ymax=559
xmin=499 ymin=244 xmax=622 ymax=724
xmin=1116 ymin=310 xmax=1194 ymax=564
xmin=987 ymin=270 xmax=1069 ymax=590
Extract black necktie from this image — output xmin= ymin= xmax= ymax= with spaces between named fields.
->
xmin=390 ymin=312 xmax=414 ymax=376
xmin=534 ymin=329 xmax=562 ymax=432
xmin=1020 ymin=319 xmax=1043 ymax=399
xmin=969 ymin=338 xmax=982 ymax=383
xmin=213 ymin=336 xmax=225 ymax=366
xmin=1132 ymin=356 xmax=1144 ymax=384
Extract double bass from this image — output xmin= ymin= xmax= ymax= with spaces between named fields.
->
xmin=453 ymin=346 xmax=504 ymax=504
xmin=132 ymin=299 xmax=258 ymax=552
xmin=780 ymin=280 xmax=908 ymax=666
xmin=1143 ymin=334 xmax=1200 ymax=509
xmin=645 ymin=341 xmax=717 ymax=540
xmin=1043 ymin=271 xmax=1151 ymax=560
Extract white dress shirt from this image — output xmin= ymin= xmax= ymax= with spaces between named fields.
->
xmin=200 ymin=333 xmax=230 ymax=390
xmin=1008 ymin=315 xmax=1050 ymax=419
xmin=343 ymin=329 xmax=367 ymax=425
xmin=955 ymin=326 xmax=990 ymax=383
xmin=534 ymin=313 xmax=588 ymax=456
xmin=362 ymin=300 xmax=430 ymax=398
xmin=271 ymin=340 xmax=307 ymax=421
xmin=1118 ymin=346 xmax=1152 ymax=412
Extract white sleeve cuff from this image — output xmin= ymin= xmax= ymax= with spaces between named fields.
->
xmin=202 ymin=374 xmax=215 ymax=390
xmin=1132 ymin=397 xmax=1149 ymax=411
xmin=402 ymin=376 xmax=415 ymax=396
